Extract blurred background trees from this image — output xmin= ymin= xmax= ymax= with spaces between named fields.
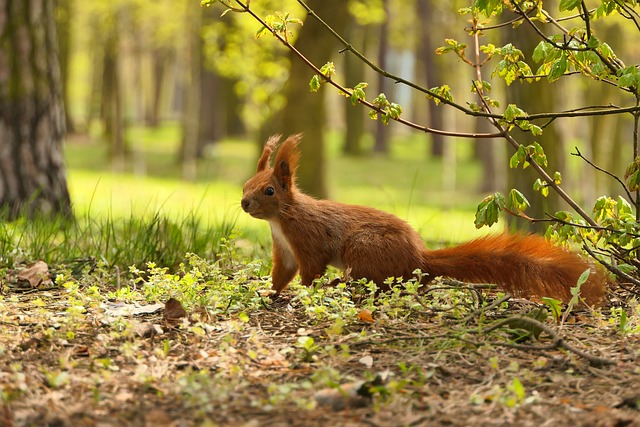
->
xmin=6 ymin=0 xmax=637 ymax=219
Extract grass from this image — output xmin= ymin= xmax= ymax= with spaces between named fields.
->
xmin=65 ymin=125 xmax=498 ymax=256
xmin=1 ymin=123 xmax=499 ymax=272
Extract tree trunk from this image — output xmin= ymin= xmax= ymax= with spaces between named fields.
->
xmin=475 ymin=118 xmax=502 ymax=193
xmin=0 ymin=0 xmax=71 ymax=218
xmin=343 ymin=23 xmax=366 ymax=156
xmin=373 ymin=0 xmax=390 ymax=154
xmin=198 ymin=65 xmax=220 ymax=156
xmin=505 ymin=21 xmax=563 ymax=233
xmin=55 ymin=0 xmax=74 ymax=133
xmin=280 ymin=0 xmax=350 ymax=197
xmin=179 ymin=2 xmax=202 ymax=180
xmin=416 ymin=0 xmax=445 ymax=157
xmin=101 ymin=30 xmax=126 ymax=172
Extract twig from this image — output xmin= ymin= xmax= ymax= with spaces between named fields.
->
xmin=582 ymin=244 xmax=640 ymax=288
xmin=469 ymin=30 xmax=598 ymax=227
xmin=230 ymin=0 xmax=503 ymax=139
xmin=462 ymin=293 xmax=512 ymax=324
xmin=571 ymin=147 xmax=635 ymax=203
xmin=483 ymin=315 xmax=617 ymax=366
xmin=296 ymin=0 xmax=640 ymax=121
xmin=544 ymin=213 xmax=640 ymax=238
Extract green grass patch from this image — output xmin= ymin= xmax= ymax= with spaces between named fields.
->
xmin=64 ymin=125 xmax=498 ymax=259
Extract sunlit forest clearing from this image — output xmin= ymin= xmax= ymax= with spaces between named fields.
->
xmin=1 ymin=0 xmax=640 ymax=426
xmin=65 ymin=124 xmax=490 ymax=245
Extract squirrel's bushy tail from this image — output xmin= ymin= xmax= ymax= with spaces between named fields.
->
xmin=421 ymin=233 xmax=605 ymax=306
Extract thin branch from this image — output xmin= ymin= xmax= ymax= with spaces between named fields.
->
xmin=512 ymin=1 xmax=624 ymax=78
xmin=231 ymin=0 xmax=503 ymax=139
xmin=572 ymin=147 xmax=635 ymax=203
xmin=613 ymin=0 xmax=640 ymax=31
xmin=476 ymin=7 xmax=597 ymax=32
xmin=297 ymin=0 xmax=640 ymax=123
xmin=583 ymin=244 xmax=640 ymax=289
xmin=462 ymin=293 xmax=512 ymax=325
xmin=468 ymin=24 xmax=598 ymax=227
xmin=525 ymin=104 xmax=640 ymax=120
xmin=294 ymin=0 xmax=470 ymax=115
xmin=580 ymin=1 xmax=592 ymax=41
xmin=512 ymin=2 xmax=590 ymax=52
xmin=545 ymin=213 xmax=640 ymax=239
xmin=482 ymin=315 xmax=617 ymax=366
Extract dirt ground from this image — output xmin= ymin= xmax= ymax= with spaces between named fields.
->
xmin=1 ymin=285 xmax=639 ymax=427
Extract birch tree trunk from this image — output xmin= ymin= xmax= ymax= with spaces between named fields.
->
xmin=0 ymin=0 xmax=72 ymax=218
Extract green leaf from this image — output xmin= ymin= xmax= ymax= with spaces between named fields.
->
xmin=542 ymin=297 xmax=562 ymax=322
xmin=531 ymin=142 xmax=548 ymax=167
xmin=509 ymin=145 xmax=526 ymax=169
xmin=474 ymin=192 xmax=505 ymax=228
xmin=510 ymin=377 xmax=526 ymax=402
xmin=350 ymin=82 xmax=368 ymax=105
xmin=388 ymin=102 xmax=402 ymax=119
xmin=618 ymin=66 xmax=640 ymax=89
xmin=319 ymin=61 xmax=336 ymax=78
xmin=587 ymin=36 xmax=600 ymax=49
xmin=548 ymin=55 xmax=568 ymax=82
xmin=427 ymin=85 xmax=454 ymax=105
xmin=309 ymin=75 xmax=321 ymax=92
xmin=255 ymin=25 xmax=269 ymax=39
xmin=507 ymin=189 xmax=530 ymax=214
xmin=532 ymin=41 xmax=553 ymax=63
xmin=530 ymin=125 xmax=543 ymax=136
xmin=504 ymin=104 xmax=527 ymax=122
xmin=553 ymin=171 xmax=562 ymax=185
xmin=473 ymin=0 xmax=503 ymax=16
xmin=559 ymin=0 xmax=581 ymax=11
xmin=576 ymin=269 xmax=591 ymax=287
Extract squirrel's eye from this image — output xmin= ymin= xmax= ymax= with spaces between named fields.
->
xmin=265 ymin=187 xmax=275 ymax=196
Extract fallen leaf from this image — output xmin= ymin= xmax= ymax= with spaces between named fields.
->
xmin=134 ymin=322 xmax=163 ymax=338
xmin=17 ymin=260 xmax=51 ymax=288
xmin=314 ymin=381 xmax=372 ymax=411
xmin=359 ymin=355 xmax=373 ymax=368
xmin=357 ymin=309 xmax=374 ymax=323
xmin=73 ymin=346 xmax=90 ymax=357
xmin=103 ymin=301 xmax=164 ymax=317
xmin=314 ymin=371 xmax=390 ymax=411
xmin=260 ymin=350 xmax=289 ymax=367
xmin=145 ymin=408 xmax=175 ymax=427
xmin=163 ymin=298 xmax=187 ymax=322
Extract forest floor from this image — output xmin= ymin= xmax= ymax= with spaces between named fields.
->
xmin=1 ymin=262 xmax=640 ymax=427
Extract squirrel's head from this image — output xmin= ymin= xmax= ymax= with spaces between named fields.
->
xmin=241 ymin=134 xmax=302 ymax=219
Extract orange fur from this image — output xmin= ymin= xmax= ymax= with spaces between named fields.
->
xmin=241 ymin=135 xmax=605 ymax=306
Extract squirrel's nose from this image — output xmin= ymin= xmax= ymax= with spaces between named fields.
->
xmin=241 ymin=198 xmax=250 ymax=211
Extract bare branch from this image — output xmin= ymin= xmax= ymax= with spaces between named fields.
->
xmin=572 ymin=147 xmax=635 ymax=203
xmin=483 ymin=315 xmax=617 ymax=366
xmin=231 ymin=0 xmax=503 ymax=139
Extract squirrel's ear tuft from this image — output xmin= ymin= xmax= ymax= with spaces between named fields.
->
xmin=273 ymin=134 xmax=302 ymax=190
xmin=256 ymin=134 xmax=281 ymax=172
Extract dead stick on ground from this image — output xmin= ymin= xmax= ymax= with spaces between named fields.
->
xmin=483 ymin=315 xmax=617 ymax=366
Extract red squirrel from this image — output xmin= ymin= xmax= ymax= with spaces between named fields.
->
xmin=241 ymin=134 xmax=605 ymax=306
